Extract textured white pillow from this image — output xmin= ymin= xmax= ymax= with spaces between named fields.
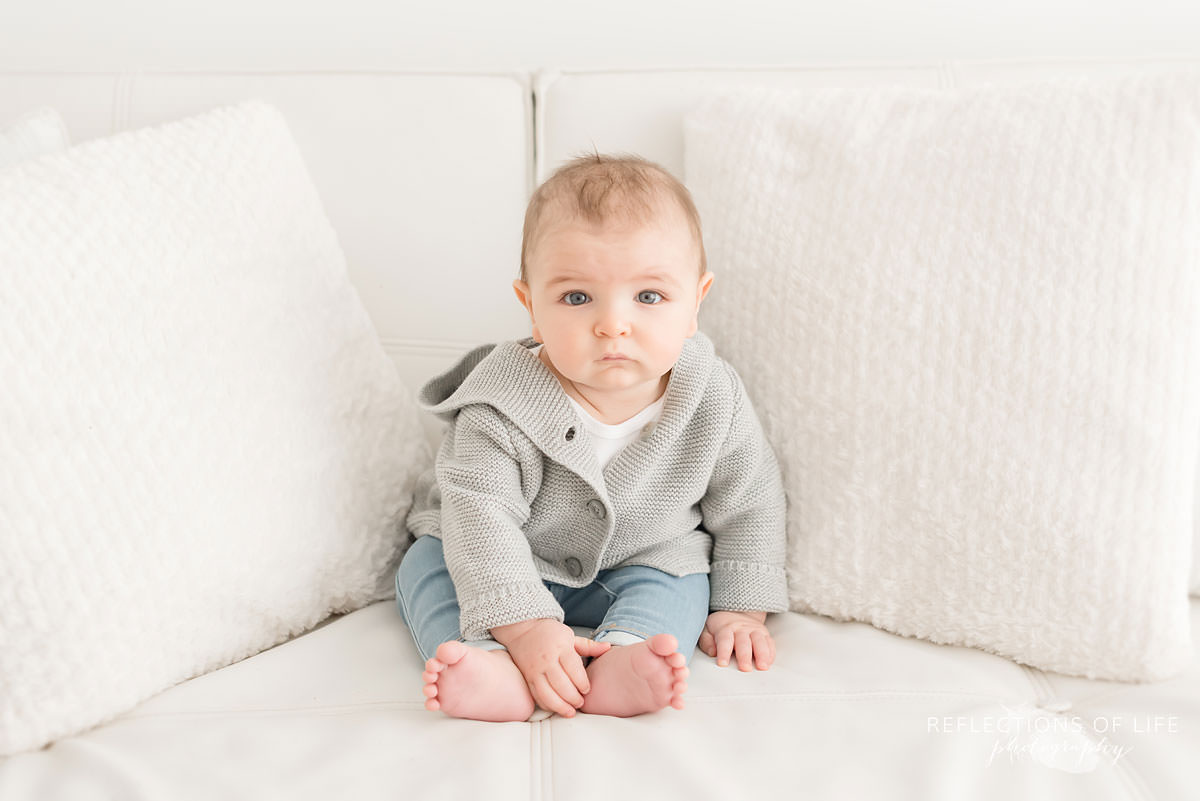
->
xmin=0 ymin=101 xmax=431 ymax=755
xmin=0 ymin=107 xmax=69 ymax=168
xmin=684 ymin=71 xmax=1200 ymax=682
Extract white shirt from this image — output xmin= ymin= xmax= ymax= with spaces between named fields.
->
xmin=532 ymin=344 xmax=666 ymax=468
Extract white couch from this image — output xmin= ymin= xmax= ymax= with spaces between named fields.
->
xmin=3 ymin=4 xmax=1200 ymax=798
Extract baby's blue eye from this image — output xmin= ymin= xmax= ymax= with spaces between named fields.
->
xmin=638 ymin=290 xmax=663 ymax=304
xmin=563 ymin=291 xmax=589 ymax=306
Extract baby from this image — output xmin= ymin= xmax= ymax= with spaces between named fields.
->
xmin=395 ymin=152 xmax=788 ymax=721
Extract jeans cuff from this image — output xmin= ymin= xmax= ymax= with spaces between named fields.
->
xmin=593 ymin=629 xmax=647 ymax=647
xmin=462 ymin=637 xmax=508 ymax=653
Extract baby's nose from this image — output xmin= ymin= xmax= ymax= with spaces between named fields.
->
xmin=594 ymin=308 xmax=631 ymax=337
xmin=592 ymin=302 xmax=633 ymax=335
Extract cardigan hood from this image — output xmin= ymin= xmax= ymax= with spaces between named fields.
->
xmin=417 ymin=332 xmax=719 ymax=488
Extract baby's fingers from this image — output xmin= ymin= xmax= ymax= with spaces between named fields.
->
xmin=697 ymin=629 xmax=716 ymax=658
xmin=531 ymin=673 xmax=580 ymax=718
xmin=751 ymin=630 xmax=774 ymax=670
xmin=574 ymin=636 xmax=612 ymax=660
xmin=548 ymin=664 xmax=585 ymax=711
xmin=562 ymin=650 xmax=592 ymax=698
xmin=734 ymin=630 xmax=754 ymax=671
xmin=714 ymin=629 xmax=735 ymax=667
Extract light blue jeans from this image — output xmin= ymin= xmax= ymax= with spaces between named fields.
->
xmin=395 ymin=534 xmax=710 ymax=667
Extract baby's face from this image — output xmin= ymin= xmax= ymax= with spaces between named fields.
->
xmin=513 ymin=209 xmax=713 ymax=408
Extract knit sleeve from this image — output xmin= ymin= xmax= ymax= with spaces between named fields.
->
xmin=437 ymin=404 xmax=563 ymax=640
xmin=699 ymin=367 xmax=790 ymax=613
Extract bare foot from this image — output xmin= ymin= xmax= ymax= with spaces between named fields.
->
xmin=422 ymin=641 xmax=536 ymax=722
xmin=578 ymin=633 xmax=689 ymax=717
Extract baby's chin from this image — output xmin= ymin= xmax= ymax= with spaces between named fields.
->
xmin=579 ymin=368 xmax=669 ymax=395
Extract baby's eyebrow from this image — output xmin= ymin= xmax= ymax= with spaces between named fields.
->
xmin=545 ymin=271 xmax=679 ymax=287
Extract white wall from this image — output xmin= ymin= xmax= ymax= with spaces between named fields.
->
xmin=2 ymin=0 xmax=1199 ymax=72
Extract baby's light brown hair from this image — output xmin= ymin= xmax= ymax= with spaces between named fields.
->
xmin=519 ymin=151 xmax=707 ymax=282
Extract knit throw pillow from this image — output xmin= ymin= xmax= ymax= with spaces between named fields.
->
xmin=0 ymin=107 xmax=69 ymax=169
xmin=684 ymin=70 xmax=1200 ymax=682
xmin=0 ymin=101 xmax=431 ymax=755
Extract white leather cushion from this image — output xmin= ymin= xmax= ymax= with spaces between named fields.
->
xmin=684 ymin=70 xmax=1200 ymax=682
xmin=0 ymin=107 xmax=69 ymax=168
xmin=4 ymin=600 xmax=1199 ymax=798
xmin=0 ymin=100 xmax=430 ymax=755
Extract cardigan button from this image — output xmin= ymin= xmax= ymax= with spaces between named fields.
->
xmin=565 ymin=426 xmax=576 ymax=441
xmin=586 ymin=499 xmax=606 ymax=519
xmin=564 ymin=557 xmax=583 ymax=578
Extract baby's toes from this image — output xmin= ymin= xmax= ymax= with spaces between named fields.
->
xmin=647 ymin=633 xmax=679 ymax=657
xmin=669 ymin=678 xmax=687 ymax=710
xmin=669 ymin=663 xmax=689 ymax=707
xmin=423 ymin=657 xmax=446 ymax=711
xmin=433 ymin=640 xmax=469 ymax=665
xmin=423 ymin=681 xmax=442 ymax=711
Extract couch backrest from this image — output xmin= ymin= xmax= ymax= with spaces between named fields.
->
xmin=4 ymin=57 xmax=1199 ymax=409
xmin=535 ymin=59 xmax=1200 ymax=182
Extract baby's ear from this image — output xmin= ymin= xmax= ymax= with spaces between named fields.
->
xmin=697 ymin=271 xmax=715 ymax=304
xmin=688 ymin=272 xmax=715 ymax=336
xmin=512 ymin=279 xmax=535 ymax=313
xmin=512 ymin=280 xmax=542 ymax=341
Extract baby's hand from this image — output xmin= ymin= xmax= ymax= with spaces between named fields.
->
xmin=491 ymin=618 xmax=611 ymax=717
xmin=697 ymin=610 xmax=775 ymax=671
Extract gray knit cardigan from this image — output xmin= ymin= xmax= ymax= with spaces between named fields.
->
xmin=404 ymin=330 xmax=788 ymax=641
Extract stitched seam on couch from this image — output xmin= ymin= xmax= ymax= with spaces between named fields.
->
xmin=687 ymin=690 xmax=1023 ymax=703
xmin=115 ymin=689 xmax=1018 ymax=722
xmin=118 ymin=702 xmax=431 ymax=721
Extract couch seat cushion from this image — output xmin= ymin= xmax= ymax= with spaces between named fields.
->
xmin=1 ymin=601 xmax=1195 ymax=800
